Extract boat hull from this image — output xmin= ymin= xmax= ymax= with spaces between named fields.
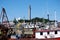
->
xmin=9 ymin=37 xmax=60 ymax=40
xmin=36 ymin=37 xmax=60 ymax=40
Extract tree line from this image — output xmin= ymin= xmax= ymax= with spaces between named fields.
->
xmin=13 ymin=17 xmax=55 ymax=24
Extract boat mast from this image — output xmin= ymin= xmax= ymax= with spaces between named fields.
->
xmin=54 ymin=11 xmax=57 ymax=27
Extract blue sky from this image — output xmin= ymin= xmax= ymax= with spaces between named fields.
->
xmin=0 ymin=0 xmax=60 ymax=21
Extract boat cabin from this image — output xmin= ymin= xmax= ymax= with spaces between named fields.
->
xmin=35 ymin=28 xmax=60 ymax=39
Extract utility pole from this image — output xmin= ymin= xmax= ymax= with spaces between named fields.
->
xmin=47 ymin=11 xmax=49 ymax=23
xmin=47 ymin=14 xmax=49 ymax=22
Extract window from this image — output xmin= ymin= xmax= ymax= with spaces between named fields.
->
xmin=40 ymin=32 xmax=43 ymax=35
xmin=47 ymin=32 xmax=49 ymax=34
xmin=55 ymin=31 xmax=57 ymax=34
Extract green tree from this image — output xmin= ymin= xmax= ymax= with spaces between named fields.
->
xmin=18 ymin=19 xmax=24 ymax=23
xmin=13 ymin=18 xmax=18 ymax=25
